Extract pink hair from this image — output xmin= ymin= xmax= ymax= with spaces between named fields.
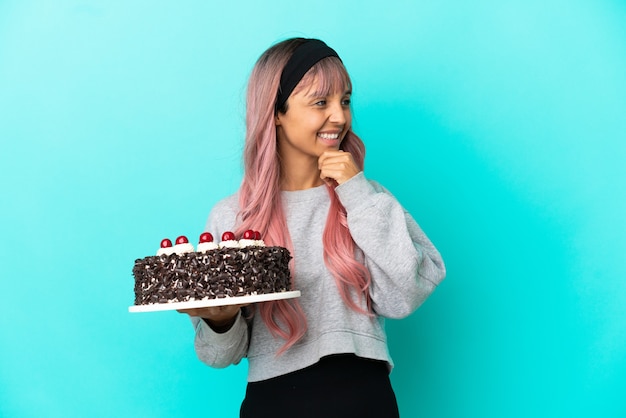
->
xmin=235 ymin=38 xmax=372 ymax=354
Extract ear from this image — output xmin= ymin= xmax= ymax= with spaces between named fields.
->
xmin=274 ymin=113 xmax=282 ymax=126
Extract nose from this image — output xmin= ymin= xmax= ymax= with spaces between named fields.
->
xmin=328 ymin=100 xmax=347 ymax=125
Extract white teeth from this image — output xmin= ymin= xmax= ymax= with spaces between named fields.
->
xmin=318 ymin=133 xmax=339 ymax=139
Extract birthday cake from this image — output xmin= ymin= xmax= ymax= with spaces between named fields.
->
xmin=131 ymin=230 xmax=293 ymax=306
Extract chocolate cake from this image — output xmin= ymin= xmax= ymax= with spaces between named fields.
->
xmin=131 ymin=231 xmax=293 ymax=306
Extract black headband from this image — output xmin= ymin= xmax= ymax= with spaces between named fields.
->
xmin=275 ymin=39 xmax=341 ymax=113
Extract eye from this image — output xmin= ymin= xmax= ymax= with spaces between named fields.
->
xmin=342 ymin=97 xmax=351 ymax=106
xmin=314 ymin=99 xmax=327 ymax=106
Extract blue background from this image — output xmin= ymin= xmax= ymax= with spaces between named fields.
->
xmin=1 ymin=1 xmax=625 ymax=417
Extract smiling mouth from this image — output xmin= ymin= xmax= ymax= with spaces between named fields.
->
xmin=317 ymin=132 xmax=340 ymax=140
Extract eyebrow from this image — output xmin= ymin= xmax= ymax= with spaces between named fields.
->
xmin=305 ymin=89 xmax=352 ymax=98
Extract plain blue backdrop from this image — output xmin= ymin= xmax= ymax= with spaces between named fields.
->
xmin=1 ymin=1 xmax=625 ymax=417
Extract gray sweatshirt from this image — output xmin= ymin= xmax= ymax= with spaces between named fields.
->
xmin=190 ymin=172 xmax=446 ymax=382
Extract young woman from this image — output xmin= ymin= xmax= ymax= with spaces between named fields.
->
xmin=179 ymin=38 xmax=446 ymax=417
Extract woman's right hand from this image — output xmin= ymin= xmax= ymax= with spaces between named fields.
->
xmin=177 ymin=304 xmax=249 ymax=333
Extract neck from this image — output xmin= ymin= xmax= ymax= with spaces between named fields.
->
xmin=279 ymin=156 xmax=324 ymax=191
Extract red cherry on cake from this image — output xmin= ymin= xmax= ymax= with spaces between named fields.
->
xmin=254 ymin=231 xmax=261 ymax=240
xmin=199 ymin=232 xmax=214 ymax=243
xmin=243 ymin=229 xmax=255 ymax=240
xmin=222 ymin=231 xmax=236 ymax=241
xmin=160 ymin=238 xmax=173 ymax=248
xmin=175 ymin=235 xmax=189 ymax=245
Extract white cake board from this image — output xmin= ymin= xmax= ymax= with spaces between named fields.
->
xmin=128 ymin=290 xmax=301 ymax=313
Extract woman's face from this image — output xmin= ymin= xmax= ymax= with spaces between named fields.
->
xmin=275 ymin=78 xmax=352 ymax=163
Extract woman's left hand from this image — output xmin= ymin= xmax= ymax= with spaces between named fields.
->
xmin=318 ymin=150 xmax=360 ymax=185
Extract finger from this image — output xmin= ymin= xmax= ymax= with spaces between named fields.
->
xmin=318 ymin=150 xmax=348 ymax=169
xmin=321 ymin=169 xmax=351 ymax=185
xmin=319 ymin=153 xmax=356 ymax=170
xmin=320 ymin=160 xmax=359 ymax=184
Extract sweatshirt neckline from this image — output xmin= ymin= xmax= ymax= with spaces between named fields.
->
xmin=280 ymin=183 xmax=329 ymax=203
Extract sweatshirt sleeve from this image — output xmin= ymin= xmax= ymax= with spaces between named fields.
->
xmin=189 ymin=194 xmax=250 ymax=368
xmin=335 ymin=172 xmax=446 ymax=318
xmin=191 ymin=312 xmax=249 ymax=368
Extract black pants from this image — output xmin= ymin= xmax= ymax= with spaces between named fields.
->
xmin=240 ymin=354 xmax=400 ymax=418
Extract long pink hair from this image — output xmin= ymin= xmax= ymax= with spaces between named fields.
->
xmin=235 ymin=38 xmax=372 ymax=354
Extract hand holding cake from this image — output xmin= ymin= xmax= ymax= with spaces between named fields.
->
xmin=177 ymin=304 xmax=248 ymax=333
